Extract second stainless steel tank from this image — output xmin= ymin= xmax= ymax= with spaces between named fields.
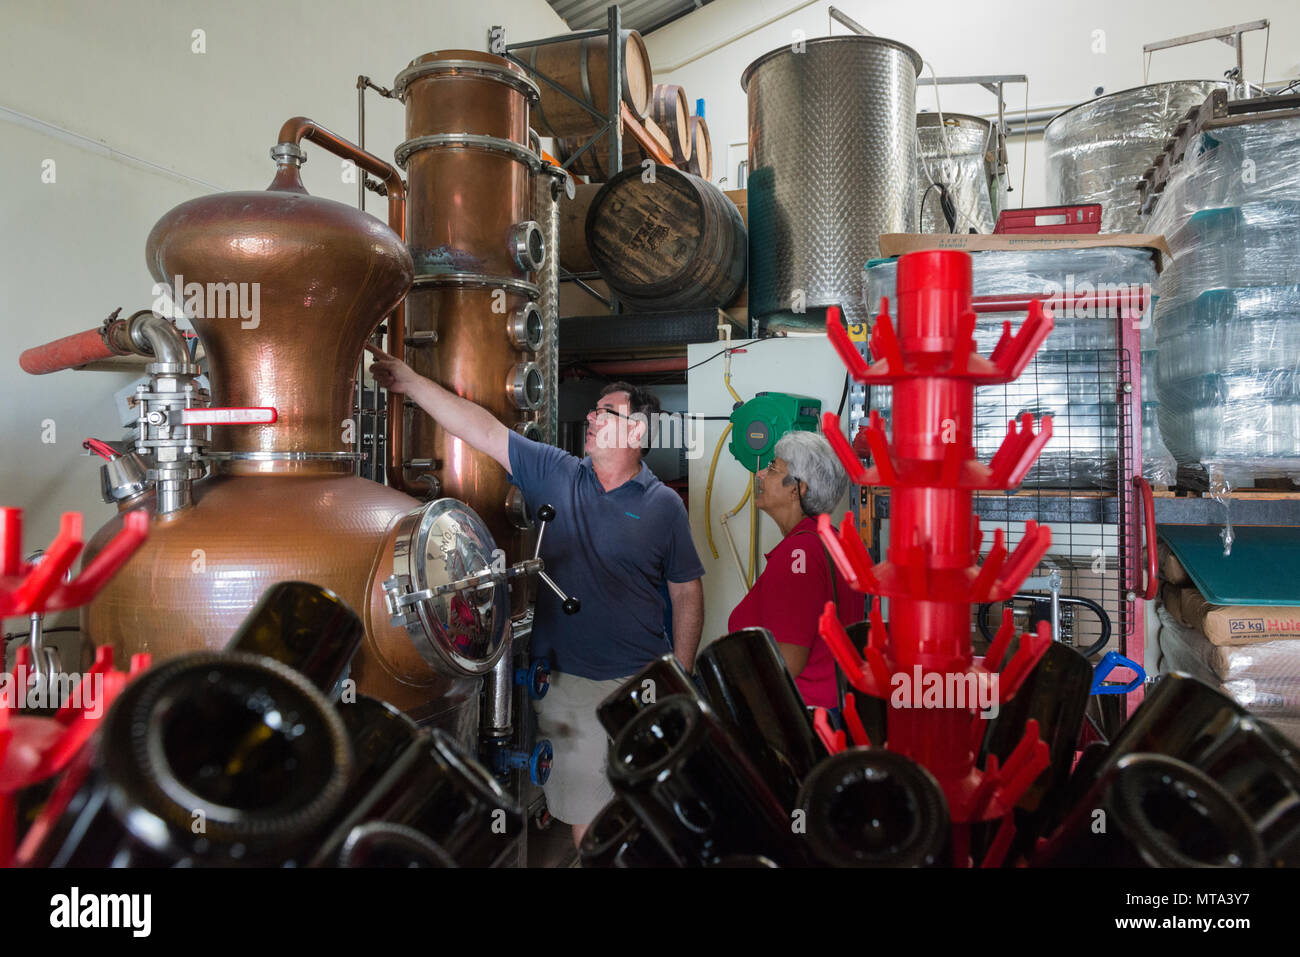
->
xmin=1043 ymin=80 xmax=1229 ymax=232
xmin=742 ymin=35 xmax=921 ymax=331
xmin=915 ymin=112 xmax=1002 ymax=234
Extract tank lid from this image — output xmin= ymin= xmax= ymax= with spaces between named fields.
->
xmin=741 ymin=35 xmax=922 ymax=92
xmin=916 ymin=111 xmax=991 ymax=130
xmin=1042 ymin=79 xmax=1229 ymax=132
xmin=385 ymin=498 xmax=509 ymax=677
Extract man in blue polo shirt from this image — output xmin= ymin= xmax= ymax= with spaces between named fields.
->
xmin=366 ymin=347 xmax=705 ymax=849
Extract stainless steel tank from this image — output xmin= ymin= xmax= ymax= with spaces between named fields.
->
xmin=1043 ymin=81 xmax=1229 ymax=233
xmin=915 ymin=112 xmax=1001 ymax=234
xmin=742 ymin=35 xmax=921 ymax=331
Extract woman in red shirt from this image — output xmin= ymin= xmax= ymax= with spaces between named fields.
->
xmin=727 ymin=430 xmax=864 ymax=709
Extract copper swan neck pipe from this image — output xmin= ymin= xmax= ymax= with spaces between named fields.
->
xmin=275 ymin=116 xmax=405 ymax=228
xmin=273 ymin=116 xmax=416 ymax=495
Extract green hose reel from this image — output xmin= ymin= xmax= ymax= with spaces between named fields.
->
xmin=727 ymin=392 xmax=822 ymax=472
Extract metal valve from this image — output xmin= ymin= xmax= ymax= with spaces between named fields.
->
xmin=532 ymin=504 xmax=581 ymax=615
xmin=19 ymin=549 xmax=68 ymax=700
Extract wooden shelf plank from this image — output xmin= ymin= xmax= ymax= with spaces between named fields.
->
xmin=620 ymin=102 xmax=674 ymax=167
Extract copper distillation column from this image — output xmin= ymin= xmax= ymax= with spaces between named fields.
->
xmin=391 ymin=51 xmax=549 ymax=558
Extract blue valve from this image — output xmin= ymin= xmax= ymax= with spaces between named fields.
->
xmin=491 ymin=739 xmax=553 ymax=786
xmin=515 ymin=657 xmax=550 ymax=700
xmin=529 ymin=739 xmax=553 ymax=786
xmin=1090 ymin=650 xmax=1146 ymax=695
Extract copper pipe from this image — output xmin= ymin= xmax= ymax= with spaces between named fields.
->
xmin=564 ymin=358 xmax=688 ymax=376
xmin=275 ymin=116 xmax=416 ymax=494
xmin=276 ymin=116 xmax=405 ymax=229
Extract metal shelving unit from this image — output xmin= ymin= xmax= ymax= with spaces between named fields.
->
xmin=499 ymin=3 xmax=674 ymax=316
xmin=854 ymin=284 xmax=1152 ymax=713
xmin=500 ymin=3 xmax=721 ymax=369
xmin=870 ymin=489 xmax=1300 ymax=526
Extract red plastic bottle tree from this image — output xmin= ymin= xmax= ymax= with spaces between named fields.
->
xmin=816 ymin=250 xmax=1057 ymax=857
xmin=0 ymin=506 xmax=151 ymax=866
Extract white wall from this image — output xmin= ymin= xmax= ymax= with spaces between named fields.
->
xmin=0 ymin=1 xmax=566 ymax=578
xmin=646 ymin=0 xmax=1300 ymax=203
xmin=688 ymin=336 xmax=852 ymax=647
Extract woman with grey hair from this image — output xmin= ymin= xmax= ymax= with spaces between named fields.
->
xmin=727 ymin=429 xmax=864 ymax=708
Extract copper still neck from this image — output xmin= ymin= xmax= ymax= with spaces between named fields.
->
xmin=145 ymin=126 xmax=414 ymax=475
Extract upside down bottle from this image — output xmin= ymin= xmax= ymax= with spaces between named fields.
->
xmin=1034 ymin=753 xmax=1264 ymax=868
xmin=607 ymin=694 xmax=811 ymax=867
xmin=694 ymin=628 xmax=828 ymax=810
xmin=224 ymin=580 xmax=365 ymax=698
xmin=20 ymin=651 xmax=354 ymax=867
xmin=313 ymin=727 xmax=524 ymax=868
xmin=797 ymin=748 xmax=951 ymax=867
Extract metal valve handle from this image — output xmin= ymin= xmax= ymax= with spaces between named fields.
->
xmin=181 ymin=407 xmax=278 ymax=426
xmin=531 ymin=504 xmax=580 ymax=615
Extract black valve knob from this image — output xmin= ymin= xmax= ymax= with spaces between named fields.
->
xmin=537 ymin=504 xmax=556 ymax=523
xmin=562 ymin=597 xmax=581 ymax=616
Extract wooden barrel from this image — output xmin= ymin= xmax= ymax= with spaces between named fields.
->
xmin=556 ymin=135 xmax=649 ymax=182
xmin=558 ymin=182 xmax=602 ymax=274
xmin=515 ymin=31 xmax=652 ymax=139
xmin=651 ymin=84 xmax=692 ymax=165
xmin=586 ymin=165 xmax=746 ymax=310
xmin=685 ymin=116 xmax=712 ymax=180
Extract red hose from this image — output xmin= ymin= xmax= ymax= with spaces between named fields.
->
xmin=19 ymin=329 xmax=119 ymax=375
xmin=82 ymin=439 xmax=118 ymax=461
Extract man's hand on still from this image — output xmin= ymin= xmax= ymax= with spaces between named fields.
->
xmin=365 ymin=343 xmax=424 ymax=395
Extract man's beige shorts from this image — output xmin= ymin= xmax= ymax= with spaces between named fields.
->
xmin=533 ymin=670 xmax=632 ymax=829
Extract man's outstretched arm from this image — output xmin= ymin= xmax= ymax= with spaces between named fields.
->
xmin=366 ymin=344 xmax=511 ymax=471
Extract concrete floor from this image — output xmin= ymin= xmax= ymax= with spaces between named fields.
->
xmin=526 ymin=813 xmax=580 ymax=868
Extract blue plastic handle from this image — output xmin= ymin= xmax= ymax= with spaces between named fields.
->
xmin=515 ymin=657 xmax=551 ymax=700
xmin=530 ymin=739 xmax=553 ymax=786
xmin=1090 ymin=650 xmax=1146 ymax=695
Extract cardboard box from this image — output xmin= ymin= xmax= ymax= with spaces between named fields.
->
xmin=878 ymin=232 xmax=1171 ymax=265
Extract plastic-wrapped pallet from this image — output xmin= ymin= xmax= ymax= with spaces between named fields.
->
xmin=1145 ymin=120 xmax=1300 ymax=238
xmin=863 ymin=248 xmax=1175 ymax=487
xmin=1146 ymin=119 xmax=1300 ymax=485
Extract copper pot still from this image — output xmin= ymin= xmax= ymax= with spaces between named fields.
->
xmin=392 ymin=51 xmax=549 ymax=561
xmin=81 ymin=144 xmax=506 ymax=734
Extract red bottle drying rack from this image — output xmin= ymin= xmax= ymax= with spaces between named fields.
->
xmin=0 ymin=506 xmax=151 ymax=866
xmin=815 ymin=250 xmax=1059 ymax=858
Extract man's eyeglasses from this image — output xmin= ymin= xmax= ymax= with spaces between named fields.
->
xmin=587 ymin=405 xmax=635 ymax=423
